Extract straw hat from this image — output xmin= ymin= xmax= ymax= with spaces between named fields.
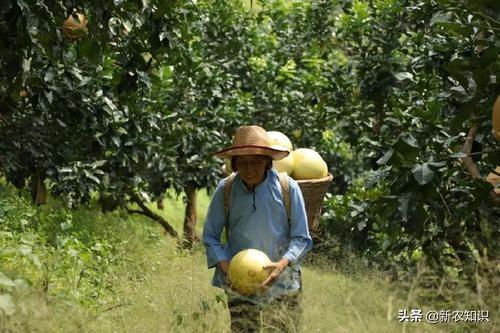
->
xmin=213 ymin=125 xmax=289 ymax=160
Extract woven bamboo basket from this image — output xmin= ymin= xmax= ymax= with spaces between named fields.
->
xmin=296 ymin=173 xmax=334 ymax=235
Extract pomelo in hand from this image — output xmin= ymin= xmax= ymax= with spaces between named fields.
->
xmin=291 ymin=148 xmax=328 ymax=180
xmin=228 ymin=249 xmax=272 ymax=295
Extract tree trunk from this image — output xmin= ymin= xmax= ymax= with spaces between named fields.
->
xmin=156 ymin=197 xmax=164 ymax=210
xmin=31 ymin=170 xmax=47 ymax=205
xmin=182 ymin=186 xmax=199 ymax=249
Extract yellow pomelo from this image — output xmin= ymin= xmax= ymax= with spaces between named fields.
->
xmin=271 ymin=144 xmax=294 ymax=175
xmin=291 ymin=148 xmax=328 ymax=180
xmin=228 ymin=249 xmax=272 ymax=295
xmin=493 ymin=95 xmax=500 ymax=141
xmin=267 ymin=131 xmax=293 ymax=151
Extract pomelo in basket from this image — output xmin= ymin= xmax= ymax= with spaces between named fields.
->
xmin=228 ymin=249 xmax=272 ymax=295
xmin=267 ymin=131 xmax=293 ymax=151
xmin=291 ymin=148 xmax=328 ymax=180
xmin=271 ymin=144 xmax=294 ymax=175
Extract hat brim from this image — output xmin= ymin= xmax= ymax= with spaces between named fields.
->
xmin=213 ymin=145 xmax=289 ymax=160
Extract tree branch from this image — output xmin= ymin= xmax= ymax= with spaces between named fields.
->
xmin=127 ymin=192 xmax=179 ymax=238
xmin=460 ymin=124 xmax=500 ymax=205
xmin=460 ymin=124 xmax=481 ymax=179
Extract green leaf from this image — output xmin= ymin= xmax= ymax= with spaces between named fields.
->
xmin=428 ymin=161 xmax=447 ymax=168
xmin=376 ymin=149 xmax=394 ymax=165
xmin=59 ymin=167 xmax=73 ymax=173
xmin=392 ymin=135 xmax=419 ymax=163
xmin=394 ymin=72 xmax=414 ymax=82
xmin=412 ymin=163 xmax=435 ymax=185
xmin=93 ymin=160 xmax=107 ymax=168
xmin=112 ymin=136 xmax=121 ymax=147
xmin=116 ymin=127 xmax=128 ymax=135
xmin=84 ymin=170 xmax=100 ymax=184
xmin=429 ymin=11 xmax=452 ymax=26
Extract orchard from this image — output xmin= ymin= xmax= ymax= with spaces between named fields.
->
xmin=0 ymin=0 xmax=499 ymax=331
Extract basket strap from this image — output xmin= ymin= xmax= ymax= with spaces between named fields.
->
xmin=278 ymin=172 xmax=291 ymax=229
xmin=223 ymin=172 xmax=236 ymax=243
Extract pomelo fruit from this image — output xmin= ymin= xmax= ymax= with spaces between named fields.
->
xmin=228 ymin=249 xmax=272 ymax=295
xmin=267 ymin=131 xmax=293 ymax=151
xmin=62 ymin=12 xmax=88 ymax=40
xmin=271 ymin=144 xmax=294 ymax=175
xmin=291 ymin=148 xmax=328 ymax=180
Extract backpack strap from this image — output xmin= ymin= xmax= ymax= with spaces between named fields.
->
xmin=223 ymin=172 xmax=291 ymax=242
xmin=223 ymin=172 xmax=237 ymax=243
xmin=278 ymin=172 xmax=291 ymax=228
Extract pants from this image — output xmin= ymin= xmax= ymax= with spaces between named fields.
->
xmin=227 ymin=292 xmax=302 ymax=333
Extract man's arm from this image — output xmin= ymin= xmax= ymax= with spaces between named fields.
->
xmin=282 ymin=179 xmax=313 ymax=265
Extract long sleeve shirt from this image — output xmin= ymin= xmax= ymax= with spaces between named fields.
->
xmin=202 ymin=168 xmax=313 ymax=303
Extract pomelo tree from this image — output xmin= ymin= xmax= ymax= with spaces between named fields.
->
xmin=317 ymin=0 xmax=500 ymax=284
xmin=0 ymin=0 xmax=198 ymax=238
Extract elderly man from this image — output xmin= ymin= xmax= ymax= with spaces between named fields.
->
xmin=203 ymin=125 xmax=313 ymax=332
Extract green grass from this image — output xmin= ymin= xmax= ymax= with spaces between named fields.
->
xmin=1 ymin=184 xmax=497 ymax=332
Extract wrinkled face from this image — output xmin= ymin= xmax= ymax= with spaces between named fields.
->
xmin=233 ymin=155 xmax=269 ymax=188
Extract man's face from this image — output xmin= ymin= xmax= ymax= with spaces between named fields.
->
xmin=234 ymin=155 xmax=269 ymax=188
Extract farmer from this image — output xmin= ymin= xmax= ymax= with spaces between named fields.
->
xmin=202 ymin=125 xmax=313 ymax=332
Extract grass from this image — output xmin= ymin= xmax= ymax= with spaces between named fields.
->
xmin=1 ymin=184 xmax=497 ymax=332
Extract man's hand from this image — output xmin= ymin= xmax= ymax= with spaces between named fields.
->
xmin=217 ymin=260 xmax=230 ymax=286
xmin=217 ymin=260 xmax=230 ymax=274
xmin=260 ymin=257 xmax=289 ymax=289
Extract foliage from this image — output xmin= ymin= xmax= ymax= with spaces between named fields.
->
xmin=0 ymin=0 xmax=189 ymax=204
xmin=0 ymin=181 xmax=164 ymax=323
xmin=1 ymin=0 xmax=499 ymax=287
xmin=318 ymin=0 xmax=500 ymax=283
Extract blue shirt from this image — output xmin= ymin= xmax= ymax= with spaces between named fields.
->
xmin=202 ymin=169 xmax=313 ymax=303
